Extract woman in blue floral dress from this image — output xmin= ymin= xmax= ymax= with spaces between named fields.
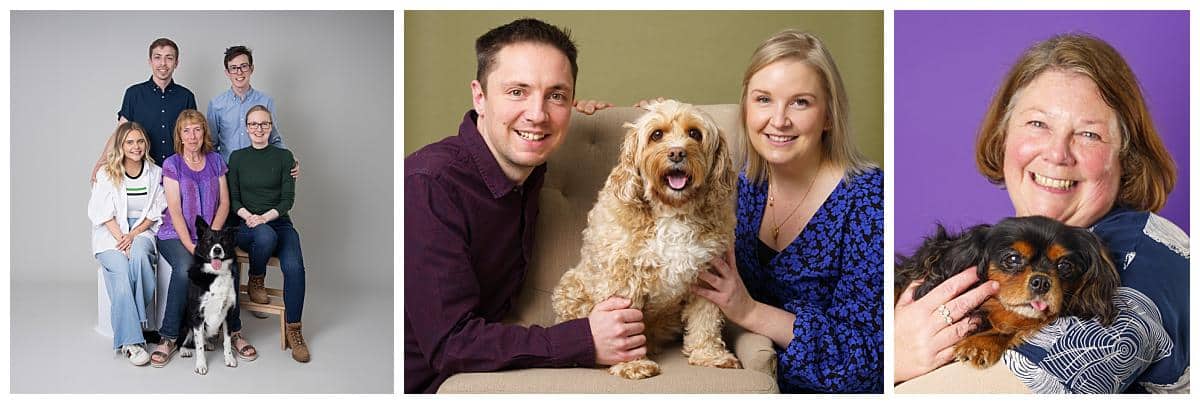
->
xmin=692 ymin=29 xmax=883 ymax=393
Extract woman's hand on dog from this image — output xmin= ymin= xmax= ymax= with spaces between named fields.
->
xmin=695 ymin=249 xmax=797 ymax=348
xmin=695 ymin=249 xmax=757 ymax=326
xmin=588 ymin=296 xmax=647 ymax=365
xmin=893 ymin=268 xmax=999 ymax=383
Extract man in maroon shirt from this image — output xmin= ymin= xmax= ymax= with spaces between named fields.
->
xmin=405 ymin=18 xmax=647 ymax=394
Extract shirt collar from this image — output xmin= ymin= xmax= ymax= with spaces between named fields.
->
xmin=231 ymin=86 xmax=257 ymax=103
xmin=459 ymin=110 xmax=545 ymax=199
xmin=144 ymin=77 xmax=177 ymax=93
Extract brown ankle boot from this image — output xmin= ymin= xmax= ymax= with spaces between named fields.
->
xmin=248 ymin=275 xmax=269 ymax=304
xmin=286 ymin=322 xmax=310 ymax=362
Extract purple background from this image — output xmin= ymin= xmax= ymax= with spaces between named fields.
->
xmin=895 ymin=11 xmax=1190 ymax=255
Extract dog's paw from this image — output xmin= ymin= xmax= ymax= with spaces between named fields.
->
xmin=194 ymin=365 xmax=208 ymax=375
xmin=180 ymin=347 xmax=194 ymax=358
xmin=953 ymin=343 xmax=1001 ymax=368
xmin=608 ymin=359 xmax=661 ymax=380
xmin=687 ymin=348 xmax=741 ymax=369
xmin=224 ymin=352 xmax=238 ymax=368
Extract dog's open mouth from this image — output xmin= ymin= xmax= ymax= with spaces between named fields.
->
xmin=211 ymin=259 xmax=224 ymax=271
xmin=665 ymin=170 xmax=690 ymax=191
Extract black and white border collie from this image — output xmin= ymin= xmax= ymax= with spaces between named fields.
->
xmin=179 ymin=216 xmax=239 ymax=375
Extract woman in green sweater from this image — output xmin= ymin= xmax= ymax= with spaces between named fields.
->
xmin=229 ymin=104 xmax=309 ymax=362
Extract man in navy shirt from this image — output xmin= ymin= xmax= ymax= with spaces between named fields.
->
xmin=404 ymin=18 xmax=646 ymax=393
xmin=92 ymin=37 xmax=197 ymax=183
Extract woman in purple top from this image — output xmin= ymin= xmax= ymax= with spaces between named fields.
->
xmin=150 ymin=110 xmax=258 ymax=367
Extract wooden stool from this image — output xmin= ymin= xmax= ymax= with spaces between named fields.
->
xmin=235 ymin=248 xmax=288 ymax=350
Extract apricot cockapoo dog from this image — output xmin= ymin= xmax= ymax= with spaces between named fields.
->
xmin=552 ymin=100 xmax=740 ymax=379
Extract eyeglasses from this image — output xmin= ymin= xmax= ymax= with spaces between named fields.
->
xmin=226 ymin=63 xmax=252 ymax=73
xmin=247 ymin=122 xmax=273 ymax=131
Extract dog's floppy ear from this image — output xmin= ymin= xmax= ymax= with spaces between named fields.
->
xmin=608 ymin=122 xmax=646 ymax=206
xmin=1065 ymin=228 xmax=1119 ymax=326
xmin=705 ymin=118 xmax=736 ymax=200
xmin=904 ymin=223 xmax=992 ymax=301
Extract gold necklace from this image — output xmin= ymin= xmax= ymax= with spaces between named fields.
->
xmin=768 ymin=169 xmax=821 ymax=243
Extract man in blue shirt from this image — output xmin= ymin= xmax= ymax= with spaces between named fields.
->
xmin=207 ymin=45 xmax=299 ymax=177
xmin=92 ymin=38 xmax=196 ymax=183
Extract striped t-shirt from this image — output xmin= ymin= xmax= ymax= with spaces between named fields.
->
xmin=125 ymin=168 xmax=150 ymax=219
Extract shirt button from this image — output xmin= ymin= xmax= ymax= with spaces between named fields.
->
xmin=161 ymin=110 xmax=165 ymax=113
xmin=162 ymin=125 xmax=165 ymax=128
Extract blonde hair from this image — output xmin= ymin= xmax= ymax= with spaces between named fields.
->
xmin=738 ymin=29 xmax=875 ymax=185
xmin=172 ymin=109 xmax=215 ymax=155
xmin=975 ymin=33 xmax=1175 ymax=212
xmin=103 ymin=122 xmax=151 ymax=188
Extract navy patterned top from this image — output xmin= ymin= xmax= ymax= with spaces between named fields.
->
xmin=735 ymin=167 xmax=884 ymax=393
xmin=1006 ymin=207 xmax=1190 ymax=393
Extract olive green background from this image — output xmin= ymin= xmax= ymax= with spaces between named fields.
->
xmin=405 ymin=11 xmax=884 ymax=167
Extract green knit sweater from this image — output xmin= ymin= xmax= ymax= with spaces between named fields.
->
xmin=228 ymin=145 xmax=295 ymax=219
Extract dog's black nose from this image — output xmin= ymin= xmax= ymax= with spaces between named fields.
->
xmin=668 ymin=148 xmax=686 ymax=163
xmin=1029 ymin=275 xmax=1052 ymax=295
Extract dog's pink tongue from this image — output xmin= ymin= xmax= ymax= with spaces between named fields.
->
xmin=668 ymin=174 xmax=688 ymax=190
xmin=1031 ymin=300 xmax=1048 ymax=312
xmin=211 ymin=259 xmax=223 ymax=270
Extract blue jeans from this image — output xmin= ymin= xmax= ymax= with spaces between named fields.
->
xmin=237 ymin=217 xmax=306 ymax=323
xmin=156 ymin=237 xmax=242 ymax=341
xmin=96 ymin=218 xmax=156 ymax=349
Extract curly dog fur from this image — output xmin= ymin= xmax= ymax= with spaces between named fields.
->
xmin=552 ymin=100 xmax=740 ymax=379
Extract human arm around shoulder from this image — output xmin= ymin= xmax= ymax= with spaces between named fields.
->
xmin=405 ymin=173 xmax=594 ymax=376
xmin=91 ymin=118 xmax=128 ymax=184
xmin=206 ymin=101 xmax=223 ymax=155
xmin=265 ymin=97 xmax=286 ymax=150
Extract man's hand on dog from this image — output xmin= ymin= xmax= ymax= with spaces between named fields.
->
xmin=893 ymin=268 xmax=998 ymax=383
xmin=588 ymin=296 xmax=647 ymax=365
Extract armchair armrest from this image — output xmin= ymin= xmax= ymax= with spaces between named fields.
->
xmin=726 ymin=323 xmax=777 ymax=379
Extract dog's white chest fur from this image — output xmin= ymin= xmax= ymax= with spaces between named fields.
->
xmin=644 ymin=216 xmax=716 ymax=300
xmin=199 ymin=261 xmax=237 ymax=334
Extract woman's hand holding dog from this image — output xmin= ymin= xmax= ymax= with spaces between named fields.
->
xmin=696 ymin=249 xmax=797 ymax=348
xmin=588 ymin=296 xmax=648 ymax=365
xmin=893 ymin=268 xmax=998 ymax=383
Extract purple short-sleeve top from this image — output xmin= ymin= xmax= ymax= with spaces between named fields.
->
xmin=157 ymin=151 xmax=227 ymax=243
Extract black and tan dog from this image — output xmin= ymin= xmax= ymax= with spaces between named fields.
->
xmin=895 ymin=215 xmax=1119 ymax=368
xmin=178 ymin=216 xmax=239 ymax=375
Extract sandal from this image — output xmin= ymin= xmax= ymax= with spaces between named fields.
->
xmin=231 ymin=332 xmax=258 ymax=361
xmin=150 ymin=338 xmax=177 ymax=368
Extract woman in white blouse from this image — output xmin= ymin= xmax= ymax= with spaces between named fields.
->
xmin=87 ymin=122 xmax=166 ymax=366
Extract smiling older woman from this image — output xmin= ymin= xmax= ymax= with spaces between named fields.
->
xmin=895 ymin=34 xmax=1188 ymax=393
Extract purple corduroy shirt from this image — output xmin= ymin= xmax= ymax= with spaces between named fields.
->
xmin=404 ymin=110 xmax=594 ymax=393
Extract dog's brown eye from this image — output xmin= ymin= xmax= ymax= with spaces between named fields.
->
xmin=650 ymin=129 xmax=663 ymax=141
xmin=688 ymin=128 xmax=702 ymax=141
xmin=1056 ymin=261 xmax=1074 ymax=273
xmin=1004 ymin=253 xmax=1022 ymax=267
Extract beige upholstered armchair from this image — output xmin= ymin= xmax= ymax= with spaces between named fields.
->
xmin=437 ymin=104 xmax=779 ymax=393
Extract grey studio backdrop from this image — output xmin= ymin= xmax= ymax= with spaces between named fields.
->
xmin=10 ymin=11 xmax=393 ymax=393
